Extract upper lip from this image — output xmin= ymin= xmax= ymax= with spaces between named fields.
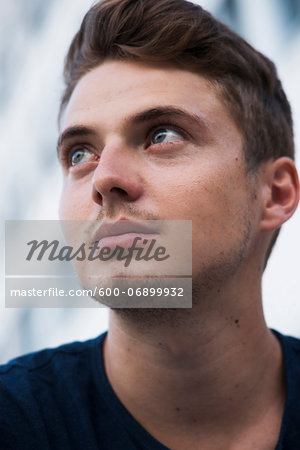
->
xmin=92 ymin=220 xmax=159 ymax=243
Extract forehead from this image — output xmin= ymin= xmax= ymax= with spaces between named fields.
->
xmin=61 ymin=60 xmax=237 ymax=135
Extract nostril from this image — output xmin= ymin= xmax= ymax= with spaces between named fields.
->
xmin=111 ymin=187 xmax=127 ymax=196
xmin=94 ymin=190 xmax=103 ymax=205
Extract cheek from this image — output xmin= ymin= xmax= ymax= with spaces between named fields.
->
xmin=155 ymin=169 xmax=234 ymax=217
xmin=59 ymin=181 xmax=93 ymax=220
xmin=155 ymin=163 xmax=250 ymax=236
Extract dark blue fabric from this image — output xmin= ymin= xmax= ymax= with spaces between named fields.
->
xmin=0 ymin=330 xmax=299 ymax=449
xmin=273 ymin=330 xmax=300 ymax=450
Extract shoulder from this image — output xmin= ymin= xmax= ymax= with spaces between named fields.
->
xmin=273 ymin=330 xmax=300 ymax=449
xmin=273 ymin=329 xmax=300 ymax=362
xmin=0 ymin=333 xmax=106 ymax=424
xmin=273 ymin=329 xmax=300 ymax=379
xmin=0 ymin=333 xmax=107 ymax=449
xmin=0 ymin=333 xmax=105 ymax=382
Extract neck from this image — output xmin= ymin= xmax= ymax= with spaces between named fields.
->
xmin=103 ymin=273 xmax=284 ymax=448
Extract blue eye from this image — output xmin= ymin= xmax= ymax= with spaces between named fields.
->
xmin=71 ymin=148 xmax=94 ymax=166
xmin=151 ymin=128 xmax=182 ymax=145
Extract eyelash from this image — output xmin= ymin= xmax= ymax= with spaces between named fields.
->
xmin=146 ymin=124 xmax=186 ymax=149
xmin=60 ymin=142 xmax=96 ymax=167
xmin=59 ymin=123 xmax=187 ymax=168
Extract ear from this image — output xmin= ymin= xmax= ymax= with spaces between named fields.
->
xmin=259 ymin=157 xmax=299 ymax=231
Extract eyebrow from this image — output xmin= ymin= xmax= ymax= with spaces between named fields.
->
xmin=131 ymin=106 xmax=208 ymax=128
xmin=57 ymin=126 xmax=97 ymax=155
xmin=57 ymin=106 xmax=211 ymax=155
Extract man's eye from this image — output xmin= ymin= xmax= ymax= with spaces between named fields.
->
xmin=71 ymin=148 xmax=94 ymax=166
xmin=151 ymin=128 xmax=182 ymax=145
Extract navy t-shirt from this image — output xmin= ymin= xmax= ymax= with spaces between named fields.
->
xmin=0 ymin=330 xmax=299 ymax=449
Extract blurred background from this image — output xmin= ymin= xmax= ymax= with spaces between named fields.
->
xmin=1 ymin=0 xmax=300 ymax=363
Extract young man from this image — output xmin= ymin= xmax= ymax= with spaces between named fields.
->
xmin=1 ymin=0 xmax=300 ymax=449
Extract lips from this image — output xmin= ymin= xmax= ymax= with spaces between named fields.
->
xmin=92 ymin=220 xmax=159 ymax=247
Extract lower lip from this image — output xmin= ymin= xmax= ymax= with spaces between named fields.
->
xmin=96 ymin=233 xmax=158 ymax=249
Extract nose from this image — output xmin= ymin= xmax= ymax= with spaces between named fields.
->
xmin=91 ymin=144 xmax=143 ymax=207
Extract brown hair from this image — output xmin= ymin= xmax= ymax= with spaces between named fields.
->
xmin=60 ymin=0 xmax=295 ymax=261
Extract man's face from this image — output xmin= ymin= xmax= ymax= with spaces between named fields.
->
xmin=58 ymin=60 xmax=258 ymax=282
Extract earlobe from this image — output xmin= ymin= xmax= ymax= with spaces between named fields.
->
xmin=260 ymin=157 xmax=300 ymax=231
